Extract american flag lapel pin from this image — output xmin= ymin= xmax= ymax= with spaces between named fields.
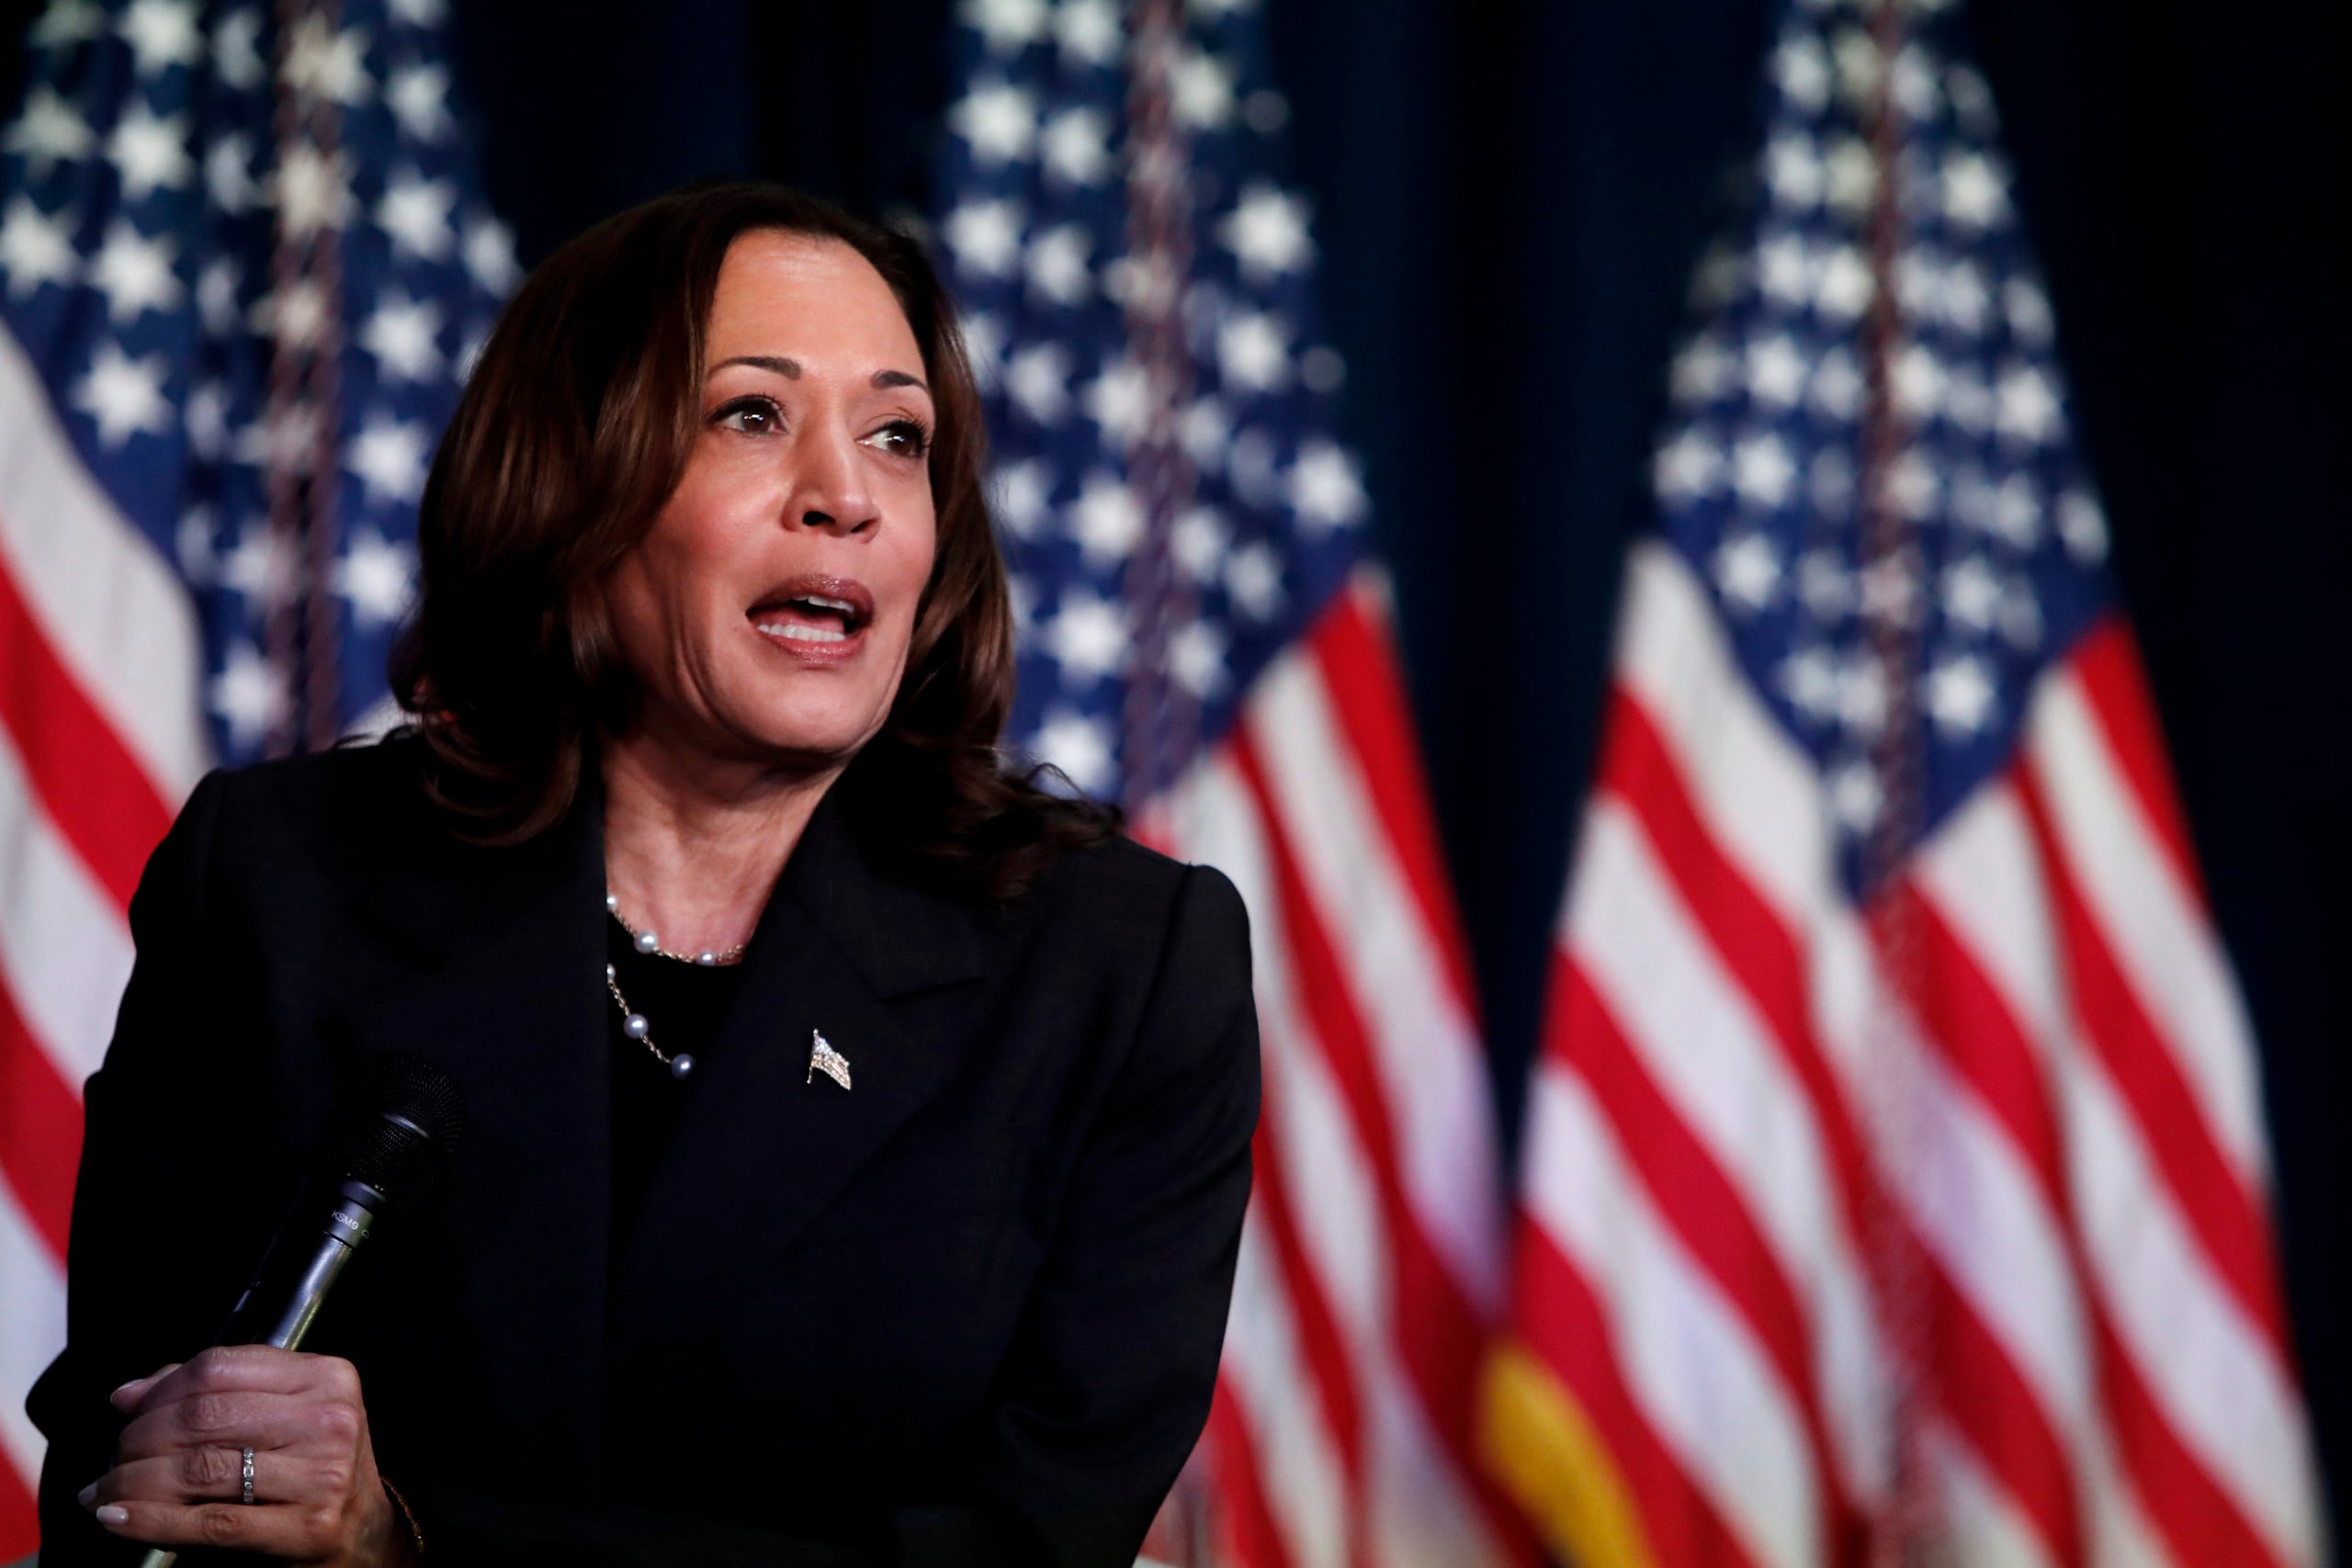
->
xmin=806 ymin=1029 xmax=852 ymax=1090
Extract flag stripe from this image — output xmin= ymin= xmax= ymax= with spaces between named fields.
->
xmin=0 ymin=974 xmax=80 ymax=1260
xmin=1218 ymin=1201 xmax=1351 ymax=1568
xmin=2064 ymin=622 xmax=2201 ymax=902
xmin=0 ymin=1171 xmax=62 ymax=1516
xmin=0 ymin=542 xmax=175 ymax=908
xmin=0 ymin=328 xmax=206 ymax=805
xmin=1204 ymin=1380 xmax=1301 ymax=1568
xmin=0 ymin=720 xmax=136 ymax=1092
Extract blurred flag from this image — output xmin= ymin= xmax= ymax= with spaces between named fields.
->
xmin=1483 ymin=2 xmax=2323 ymax=1566
xmin=0 ymin=0 xmax=506 ymax=1546
xmin=934 ymin=2 xmax=1529 ymax=1563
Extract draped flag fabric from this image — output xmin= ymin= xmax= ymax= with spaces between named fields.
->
xmin=934 ymin=2 xmax=1529 ymax=1563
xmin=0 ymin=0 xmax=507 ymax=1547
xmin=1483 ymin=3 xmax=2324 ymax=1567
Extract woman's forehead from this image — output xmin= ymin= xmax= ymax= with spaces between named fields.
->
xmin=705 ymin=231 xmax=921 ymax=370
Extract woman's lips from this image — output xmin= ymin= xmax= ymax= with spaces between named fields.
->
xmin=748 ymin=574 xmax=874 ymax=662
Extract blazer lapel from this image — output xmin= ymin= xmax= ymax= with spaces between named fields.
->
xmin=336 ymin=785 xmax=612 ymax=1495
xmin=607 ymin=793 xmax=989 ymax=1355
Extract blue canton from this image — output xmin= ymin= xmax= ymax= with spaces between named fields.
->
xmin=934 ymin=0 xmax=1368 ymax=805
xmin=1653 ymin=0 xmax=2113 ymax=892
xmin=0 ymin=0 xmax=510 ymax=763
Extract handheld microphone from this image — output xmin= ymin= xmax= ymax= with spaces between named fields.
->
xmin=132 ymin=1054 xmax=467 ymax=1568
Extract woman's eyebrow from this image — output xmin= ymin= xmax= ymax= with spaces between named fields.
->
xmin=715 ymin=355 xmax=801 ymax=378
xmin=873 ymin=368 xmax=928 ymax=392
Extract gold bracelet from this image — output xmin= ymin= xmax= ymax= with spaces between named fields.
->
xmin=380 ymin=1474 xmax=425 ymax=1556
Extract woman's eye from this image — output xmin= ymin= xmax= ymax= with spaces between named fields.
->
xmin=866 ymin=419 xmax=932 ymax=459
xmin=714 ymin=397 xmax=782 ymax=434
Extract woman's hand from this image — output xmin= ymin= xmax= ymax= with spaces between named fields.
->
xmin=79 ymin=1345 xmax=415 ymax=1566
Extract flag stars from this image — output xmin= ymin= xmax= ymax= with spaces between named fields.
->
xmin=1824 ymin=138 xmax=1876 ymax=215
xmin=1220 ymin=183 xmax=1313 ymax=279
xmin=1039 ymin=107 xmax=1113 ymax=185
xmin=1654 ymin=429 xmax=1722 ymax=501
xmin=1892 ymin=343 xmax=1946 ymax=421
xmin=462 ymin=216 xmax=520 ymax=293
xmin=273 ymin=143 xmax=356 ymax=234
xmin=88 ymin=220 xmax=181 ymax=322
xmin=1756 ymin=233 xmax=1816 ymax=309
xmin=195 ymin=257 xmax=241 ymax=333
xmin=1043 ymin=590 xmax=1129 ymax=681
xmin=2004 ymin=278 xmax=2054 ymax=344
xmin=1746 ymin=333 xmax=1807 ymax=408
xmin=1170 ymin=505 xmax=1229 ymax=581
xmin=1216 ymin=310 xmax=1290 ymax=393
xmin=118 ymin=0 xmax=201 ymax=76
xmin=183 ymin=379 xmax=230 ymax=458
xmin=1053 ymin=0 xmax=1123 ymax=69
xmin=942 ymin=198 xmax=1024 ymax=278
xmin=989 ymin=457 xmax=1051 ymax=537
xmin=1814 ymin=246 xmax=1873 ymax=320
xmin=1032 ymin=708 xmax=1115 ymax=795
xmin=205 ymin=131 xmax=258 ymax=212
xmin=29 ymin=0 xmax=104 ymax=50
xmin=387 ymin=62 xmax=454 ymax=142
xmin=1081 ymin=355 xmax=1148 ymax=447
xmin=962 ymin=0 xmax=1049 ymax=52
xmin=1773 ymin=35 xmax=1832 ymax=111
xmin=5 ymin=86 xmax=95 ymax=173
xmin=1713 ymin=533 xmax=1782 ymax=612
xmin=1763 ymin=135 xmax=1826 ymax=209
xmin=1940 ymin=152 xmax=2008 ymax=230
xmin=950 ymin=79 xmax=1038 ymax=165
xmin=0 ymin=199 xmax=74 ymax=297
xmin=1026 ymin=222 xmax=1093 ymax=306
xmin=1003 ymin=342 xmax=1070 ymax=424
xmin=1941 ymin=556 xmax=2003 ymax=633
xmin=1671 ymin=333 xmax=1735 ymax=404
xmin=1071 ymin=472 xmax=1144 ymax=563
xmin=1927 ymin=654 xmax=1998 ymax=737
xmin=220 ymin=520 xmax=299 ymax=609
xmin=284 ymin=15 xmax=372 ymax=107
xmin=1731 ymin=432 xmax=1796 ymax=510
xmin=1226 ymin=540 xmax=1284 ymax=620
xmin=1797 ymin=550 xmax=1853 ymax=617
xmin=73 ymin=342 xmax=171 ymax=445
xmin=378 ymin=169 xmax=454 ymax=258
xmin=210 ymin=641 xmax=289 ymax=750
xmin=1171 ymin=50 xmax=1237 ymax=130
xmin=107 ymin=102 xmax=194 ymax=199
xmin=363 ymin=293 xmax=445 ymax=381
xmin=1168 ymin=619 xmax=1228 ymax=698
xmin=2058 ymin=491 xmax=2109 ymax=562
xmin=334 ymin=528 xmax=416 ymax=629
xmin=1288 ymin=441 xmax=1366 ymax=529
xmin=1779 ymin=645 xmax=1840 ymax=724
xmin=1996 ymin=364 xmax=2062 ymax=446
xmin=349 ymin=414 xmax=432 ymax=504
xmin=1828 ymin=758 xmax=1883 ymax=834
xmin=212 ymin=7 xmax=266 ymax=89
xmin=253 ymin=279 xmax=334 ymax=348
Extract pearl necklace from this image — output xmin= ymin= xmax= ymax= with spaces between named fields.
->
xmin=603 ymin=893 xmax=748 ymax=1081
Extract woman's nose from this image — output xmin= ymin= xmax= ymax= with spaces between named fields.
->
xmin=791 ymin=430 xmax=879 ymax=536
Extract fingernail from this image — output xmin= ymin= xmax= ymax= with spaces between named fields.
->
xmin=96 ymin=1504 xmax=128 ymax=1526
xmin=107 ymin=1378 xmax=146 ymax=1406
xmin=75 ymin=1482 xmax=96 ymax=1508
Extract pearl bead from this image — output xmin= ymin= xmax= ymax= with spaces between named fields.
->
xmin=695 ymin=951 xmax=718 ymax=966
xmin=669 ymin=1053 xmax=695 ymax=1079
xmin=605 ymin=892 xmax=619 ymax=912
xmin=623 ymin=1013 xmax=649 ymax=1040
xmin=633 ymin=929 xmax=660 ymax=954
xmin=604 ymin=963 xmax=616 ymax=982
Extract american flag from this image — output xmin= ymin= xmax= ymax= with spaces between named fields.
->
xmin=1484 ymin=3 xmax=2324 ymax=1567
xmin=0 ymin=0 xmax=506 ymax=1548
xmin=935 ymin=1 xmax=1530 ymax=1562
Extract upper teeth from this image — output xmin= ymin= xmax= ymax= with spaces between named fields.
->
xmin=797 ymin=595 xmax=855 ymax=614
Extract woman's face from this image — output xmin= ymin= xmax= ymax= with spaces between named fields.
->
xmin=605 ymin=231 xmax=938 ymax=774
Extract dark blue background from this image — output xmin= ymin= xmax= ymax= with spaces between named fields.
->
xmin=8 ymin=0 xmax=2345 ymax=1537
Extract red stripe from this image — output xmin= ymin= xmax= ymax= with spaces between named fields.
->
xmin=1306 ymin=581 xmax=1482 ymax=1013
xmin=2087 ymin=1295 xmax=2286 ymax=1568
xmin=0 ymin=1438 xmax=37 ymax=1564
xmin=2012 ymin=764 xmax=2291 ymax=1347
xmin=1552 ymin=952 xmax=1853 ymax=1558
xmin=1204 ymin=1378 xmax=1298 ymax=1568
xmin=1917 ymin=1251 xmax=2086 ymax=1568
xmin=1245 ymin=1091 xmax=1369 ymax=1530
xmin=1513 ymin=1220 xmax=1760 ymax=1568
xmin=1230 ymin=732 xmax=1533 ymax=1566
xmin=0 ymin=967 xmax=81 ymax=1259
xmin=0 ymin=539 xmax=175 ymax=910
xmin=2065 ymin=618 xmax=2202 ymax=904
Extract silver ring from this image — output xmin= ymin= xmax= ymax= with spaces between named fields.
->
xmin=240 ymin=1445 xmax=255 ymax=1505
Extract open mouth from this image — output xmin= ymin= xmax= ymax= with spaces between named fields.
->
xmin=749 ymin=575 xmax=875 ymax=649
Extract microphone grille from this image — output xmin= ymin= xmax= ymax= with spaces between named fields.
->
xmin=328 ymin=1054 xmax=469 ymax=1213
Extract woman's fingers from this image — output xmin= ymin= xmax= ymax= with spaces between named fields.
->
xmin=113 ymin=1387 xmax=350 ymax=1462
xmin=121 ymin=1344 xmax=343 ymax=1417
xmin=88 ymin=1495 xmax=353 ymax=1557
xmin=107 ymin=1363 xmax=180 ymax=1413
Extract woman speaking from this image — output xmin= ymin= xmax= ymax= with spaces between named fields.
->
xmin=29 ymin=184 xmax=1260 ymax=1566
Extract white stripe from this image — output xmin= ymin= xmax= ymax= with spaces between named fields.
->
xmin=1916 ymin=780 xmax=2064 ymax=1055
xmin=0 ymin=721 xmax=133 ymax=1089
xmin=1241 ymin=654 xmax=1504 ymax=1313
xmin=0 ymin=1172 xmax=62 ymax=1498
xmin=2025 ymin=670 xmax=2266 ymax=1186
xmin=1566 ymin=795 xmax=1887 ymax=1505
xmin=1170 ymin=756 xmax=1508 ymax=1568
xmin=1922 ymin=1418 xmax=2060 ymax=1568
xmin=1524 ymin=1060 xmax=1820 ymax=1568
xmin=2058 ymin=1038 xmax=2320 ymax=1566
xmin=1220 ymin=1210 xmax=1350 ymax=1568
xmin=0 ymin=325 xmax=207 ymax=802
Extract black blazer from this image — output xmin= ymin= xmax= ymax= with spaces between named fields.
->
xmin=29 ymin=738 xmax=1259 ymax=1566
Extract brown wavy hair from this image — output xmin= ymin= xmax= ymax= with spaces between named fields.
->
xmin=390 ymin=182 xmax=1111 ymax=897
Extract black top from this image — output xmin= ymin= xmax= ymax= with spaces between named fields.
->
xmin=30 ymin=737 xmax=1258 ymax=1567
